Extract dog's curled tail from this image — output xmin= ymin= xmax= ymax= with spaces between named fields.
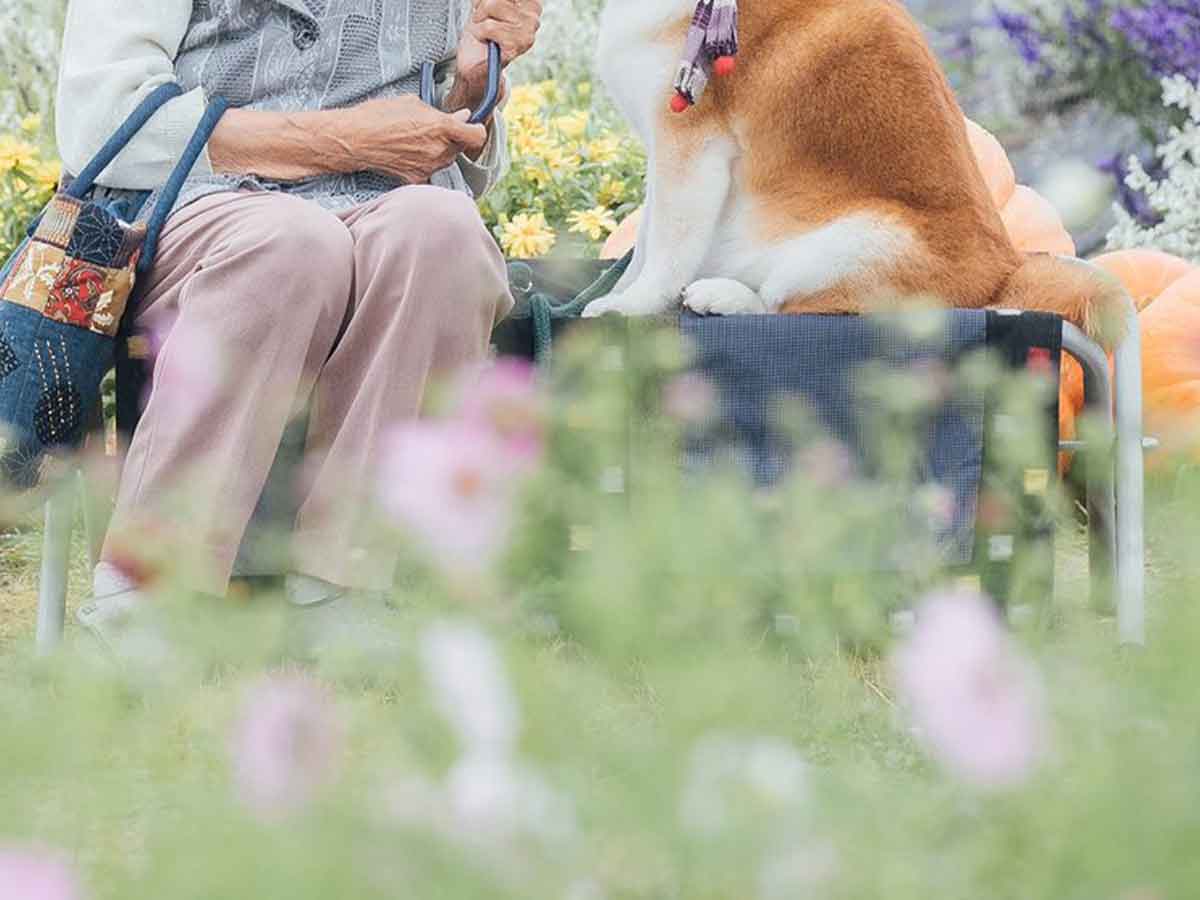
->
xmin=993 ymin=253 xmax=1132 ymax=348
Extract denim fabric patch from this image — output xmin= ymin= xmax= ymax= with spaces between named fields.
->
xmin=30 ymin=333 xmax=84 ymax=447
xmin=65 ymin=202 xmax=127 ymax=267
xmin=0 ymin=330 xmax=17 ymax=381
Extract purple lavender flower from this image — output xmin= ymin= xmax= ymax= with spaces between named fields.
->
xmin=1111 ymin=2 xmax=1200 ymax=81
xmin=994 ymin=10 xmax=1046 ymax=66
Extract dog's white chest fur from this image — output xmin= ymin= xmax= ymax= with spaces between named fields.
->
xmin=582 ymin=0 xmax=917 ymax=319
xmin=595 ymin=0 xmax=685 ymax=141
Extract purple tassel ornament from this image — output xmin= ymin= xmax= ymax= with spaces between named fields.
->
xmin=671 ymin=0 xmax=739 ymax=112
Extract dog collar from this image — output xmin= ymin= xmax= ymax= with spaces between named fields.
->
xmin=671 ymin=0 xmax=739 ymax=112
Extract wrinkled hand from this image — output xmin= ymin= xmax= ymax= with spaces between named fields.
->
xmin=456 ymin=0 xmax=543 ymax=92
xmin=338 ymin=95 xmax=488 ymax=184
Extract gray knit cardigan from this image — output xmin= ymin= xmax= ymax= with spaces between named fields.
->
xmin=56 ymin=0 xmax=508 ymax=217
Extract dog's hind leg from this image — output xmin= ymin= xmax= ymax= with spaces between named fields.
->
xmin=755 ymin=214 xmax=917 ymax=315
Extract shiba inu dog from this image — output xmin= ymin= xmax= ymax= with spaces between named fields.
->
xmin=581 ymin=0 xmax=1126 ymax=343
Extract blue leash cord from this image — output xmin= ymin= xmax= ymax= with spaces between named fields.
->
xmin=516 ymin=251 xmax=634 ymax=367
xmin=420 ymin=42 xmax=503 ymax=124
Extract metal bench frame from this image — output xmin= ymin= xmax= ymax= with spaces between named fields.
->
xmin=32 ymin=303 xmax=1148 ymax=652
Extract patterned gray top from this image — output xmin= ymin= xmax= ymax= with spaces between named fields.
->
xmin=61 ymin=0 xmax=507 ymax=218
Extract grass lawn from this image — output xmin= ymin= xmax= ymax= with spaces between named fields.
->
xmin=0 ymin=509 xmax=92 ymax=650
xmin=0 ymin=491 xmax=1119 ymax=654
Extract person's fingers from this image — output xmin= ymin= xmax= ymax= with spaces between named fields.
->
xmin=472 ymin=20 xmax=535 ymax=60
xmin=445 ymin=112 xmax=489 ymax=150
xmin=473 ymin=0 xmax=520 ymax=25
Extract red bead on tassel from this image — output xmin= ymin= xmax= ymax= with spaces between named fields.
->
xmin=670 ymin=93 xmax=690 ymax=113
xmin=713 ymin=55 xmax=736 ymax=77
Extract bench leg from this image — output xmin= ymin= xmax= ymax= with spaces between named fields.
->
xmin=36 ymin=481 xmax=76 ymax=654
xmin=1114 ymin=304 xmax=1146 ymax=646
xmin=1061 ymin=322 xmax=1117 ymax=619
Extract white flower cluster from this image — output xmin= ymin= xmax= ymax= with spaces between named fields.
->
xmin=1108 ymin=77 xmax=1200 ymax=263
xmin=0 ymin=0 xmax=65 ymax=130
xmin=392 ymin=621 xmax=578 ymax=853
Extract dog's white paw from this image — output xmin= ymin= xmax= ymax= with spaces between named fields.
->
xmin=581 ymin=284 xmax=678 ymax=318
xmin=682 ymin=279 xmax=766 ymax=316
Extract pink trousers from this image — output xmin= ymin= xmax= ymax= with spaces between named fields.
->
xmin=105 ymin=187 xmax=513 ymax=594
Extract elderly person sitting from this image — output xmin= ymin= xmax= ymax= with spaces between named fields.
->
xmin=57 ymin=0 xmax=540 ymax=635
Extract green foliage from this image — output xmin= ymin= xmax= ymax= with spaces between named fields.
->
xmin=9 ymin=317 xmax=1186 ymax=899
xmin=0 ymin=120 xmax=59 ymax=263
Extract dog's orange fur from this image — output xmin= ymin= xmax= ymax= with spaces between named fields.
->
xmin=652 ymin=0 xmax=1127 ymax=342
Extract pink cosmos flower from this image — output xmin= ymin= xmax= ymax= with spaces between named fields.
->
xmin=662 ymin=372 xmax=718 ymax=424
xmin=891 ymin=589 xmax=1048 ymax=790
xmin=797 ymin=439 xmax=856 ymax=488
xmin=452 ymin=358 xmax=546 ymax=468
xmin=378 ymin=421 xmax=516 ymax=573
xmin=0 ymin=845 xmax=84 ymax=900
xmin=229 ymin=673 xmax=345 ymax=819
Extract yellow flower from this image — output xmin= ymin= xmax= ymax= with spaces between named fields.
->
xmin=597 ymin=176 xmax=626 ymax=207
xmin=587 ymin=135 xmax=623 ymax=165
xmin=577 ymin=82 xmax=592 ymax=99
xmin=539 ymin=142 xmax=580 ymax=175
xmin=500 ymin=212 xmax=557 ymax=258
xmin=31 ymin=159 xmax=60 ymax=192
xmin=524 ymin=164 xmax=554 ymax=189
xmin=567 ymin=206 xmax=619 ymax=241
xmin=552 ymin=110 xmax=589 ymax=140
xmin=537 ymin=80 xmax=561 ymax=103
xmin=19 ymin=113 xmax=42 ymax=135
xmin=507 ymin=83 xmax=546 ymax=121
xmin=0 ymin=135 xmax=38 ymax=173
xmin=510 ymin=123 xmax=553 ymax=160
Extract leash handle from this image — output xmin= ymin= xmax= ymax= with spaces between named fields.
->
xmin=419 ymin=41 xmax=502 ymax=124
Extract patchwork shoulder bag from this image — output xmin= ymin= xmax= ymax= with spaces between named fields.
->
xmin=0 ymin=83 xmax=227 ymax=488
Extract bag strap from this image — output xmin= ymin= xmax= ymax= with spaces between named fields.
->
xmin=65 ymin=82 xmax=185 ymax=200
xmin=138 ymin=95 xmax=229 ymax=274
xmin=57 ymin=81 xmax=228 ymax=275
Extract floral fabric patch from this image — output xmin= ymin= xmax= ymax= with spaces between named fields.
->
xmin=1 ymin=195 xmax=145 ymax=338
xmin=0 ymin=242 xmax=65 ymax=313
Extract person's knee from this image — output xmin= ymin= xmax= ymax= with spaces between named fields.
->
xmin=234 ymin=196 xmax=354 ymax=321
xmin=373 ymin=186 xmax=494 ymax=257
xmin=360 ymin=187 xmax=510 ymax=320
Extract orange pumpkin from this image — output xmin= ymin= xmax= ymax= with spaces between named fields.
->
xmin=998 ymin=186 xmax=1077 ymax=257
xmin=1088 ymin=249 xmax=1194 ymax=312
xmin=1058 ymin=251 xmax=1197 ymax=466
xmin=1129 ymin=269 xmax=1200 ymax=461
xmin=965 ymin=118 xmax=1016 ymax=210
xmin=601 ymin=207 xmax=642 ymax=259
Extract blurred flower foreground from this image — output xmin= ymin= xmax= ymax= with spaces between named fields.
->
xmin=4 ymin=322 xmax=1200 ymax=900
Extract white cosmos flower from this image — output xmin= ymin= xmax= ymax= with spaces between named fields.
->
xmin=420 ymin=621 xmax=520 ymax=754
xmin=679 ymin=734 xmax=808 ymax=835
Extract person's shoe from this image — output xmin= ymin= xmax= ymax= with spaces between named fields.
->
xmin=76 ymin=588 xmax=173 ymax=670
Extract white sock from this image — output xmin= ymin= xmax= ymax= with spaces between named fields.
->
xmin=93 ymin=561 xmax=137 ymax=598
